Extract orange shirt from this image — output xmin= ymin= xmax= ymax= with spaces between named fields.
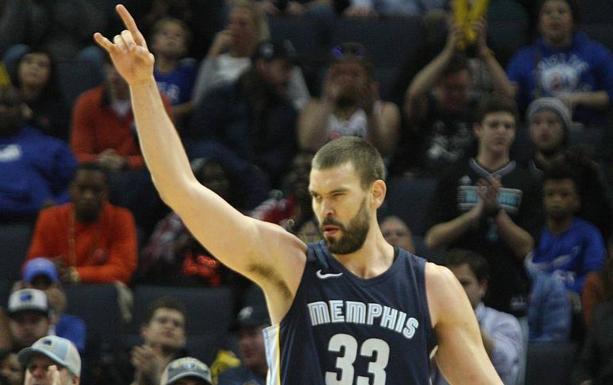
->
xmin=70 ymin=85 xmax=172 ymax=169
xmin=26 ymin=202 xmax=137 ymax=284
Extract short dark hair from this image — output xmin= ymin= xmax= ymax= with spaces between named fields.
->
xmin=476 ymin=95 xmax=518 ymax=124
xmin=143 ymin=297 xmax=187 ymax=326
xmin=443 ymin=249 xmax=490 ymax=282
xmin=312 ymin=137 xmax=385 ymax=189
xmin=542 ymin=160 xmax=578 ymax=189
xmin=75 ymin=162 xmax=109 ymax=185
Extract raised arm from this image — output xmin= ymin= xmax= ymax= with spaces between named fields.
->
xmin=426 ymin=263 xmax=503 ymax=385
xmin=93 ymin=5 xmax=307 ymax=321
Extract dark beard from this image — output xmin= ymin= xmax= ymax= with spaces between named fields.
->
xmin=321 ymin=199 xmax=370 ymax=254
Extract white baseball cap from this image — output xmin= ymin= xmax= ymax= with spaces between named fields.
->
xmin=7 ymin=289 xmax=50 ymax=317
xmin=161 ymin=357 xmax=212 ymax=385
xmin=18 ymin=336 xmax=81 ymax=377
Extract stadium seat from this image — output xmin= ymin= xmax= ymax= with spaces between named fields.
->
xmin=0 ymin=222 xmax=32 ymax=282
xmin=524 ymin=342 xmax=577 ymax=385
xmin=56 ymin=59 xmax=104 ymax=106
xmin=64 ymin=284 xmax=125 ymax=351
xmin=487 ymin=20 xmax=531 ymax=67
xmin=269 ymin=16 xmax=330 ymax=63
xmin=582 ymin=24 xmax=613 ymax=52
xmin=331 ymin=16 xmax=425 ymax=69
xmin=124 ymin=285 xmax=236 ymax=364
xmin=381 ymin=176 xmax=438 ymax=237
xmin=578 ymin=0 xmax=613 ymax=24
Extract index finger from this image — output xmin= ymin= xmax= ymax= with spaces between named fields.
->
xmin=116 ymin=4 xmax=145 ymax=46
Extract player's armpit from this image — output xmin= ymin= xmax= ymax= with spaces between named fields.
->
xmin=425 ymin=263 xmax=503 ymax=385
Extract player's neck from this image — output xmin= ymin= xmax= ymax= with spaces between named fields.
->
xmin=333 ymin=230 xmax=394 ymax=279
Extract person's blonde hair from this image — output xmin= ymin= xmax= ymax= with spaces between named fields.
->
xmin=228 ymin=0 xmax=270 ymax=43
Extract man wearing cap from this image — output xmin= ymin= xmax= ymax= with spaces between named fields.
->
xmin=188 ymin=39 xmax=298 ymax=187
xmin=525 ymin=96 xmax=612 ymax=240
xmin=161 ymin=357 xmax=212 ymax=385
xmin=298 ymin=42 xmax=400 ymax=158
xmin=20 ymin=258 xmax=86 ymax=352
xmin=218 ymin=289 xmax=269 ymax=385
xmin=18 ymin=335 xmax=81 ymax=385
xmin=6 ymin=289 xmax=51 ymax=351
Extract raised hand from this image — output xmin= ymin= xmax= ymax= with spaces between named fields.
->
xmin=93 ymin=4 xmax=155 ymax=86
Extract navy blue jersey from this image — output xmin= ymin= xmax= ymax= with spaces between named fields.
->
xmin=264 ymin=241 xmax=437 ymax=385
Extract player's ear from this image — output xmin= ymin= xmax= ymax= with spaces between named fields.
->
xmin=371 ymin=179 xmax=386 ymax=208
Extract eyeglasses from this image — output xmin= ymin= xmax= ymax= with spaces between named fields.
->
xmin=331 ymin=43 xmax=367 ymax=59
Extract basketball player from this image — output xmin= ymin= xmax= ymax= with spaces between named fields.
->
xmin=94 ymin=5 xmax=503 ymax=385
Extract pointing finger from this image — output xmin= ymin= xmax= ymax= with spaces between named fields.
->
xmin=116 ymin=4 xmax=147 ymax=48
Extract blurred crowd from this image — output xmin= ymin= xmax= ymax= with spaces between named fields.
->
xmin=1 ymin=1 xmax=613 ymax=385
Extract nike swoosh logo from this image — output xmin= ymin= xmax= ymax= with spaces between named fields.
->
xmin=316 ymin=269 xmax=343 ymax=279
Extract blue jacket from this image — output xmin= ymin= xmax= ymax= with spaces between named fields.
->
xmin=0 ymin=126 xmax=76 ymax=217
xmin=527 ymin=266 xmax=572 ymax=342
xmin=507 ymin=32 xmax=613 ymax=126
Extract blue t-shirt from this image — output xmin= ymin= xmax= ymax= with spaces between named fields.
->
xmin=529 ymin=217 xmax=606 ymax=293
xmin=507 ymin=32 xmax=613 ymax=126
xmin=0 ymin=126 xmax=76 ymax=216
xmin=155 ymin=58 xmax=197 ymax=106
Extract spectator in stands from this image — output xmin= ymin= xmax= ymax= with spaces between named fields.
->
xmin=342 ymin=0 xmax=446 ymax=17
xmin=435 ymin=249 xmax=522 ymax=385
xmin=0 ymin=86 xmax=76 ymax=222
xmin=6 ymin=289 xmax=51 ymax=351
xmin=26 ymin=163 xmax=138 ymax=284
xmin=380 ymin=215 xmax=415 ymax=253
xmin=218 ymin=289 xmax=269 ymax=385
xmin=525 ymin=97 xmax=612 ymax=240
xmin=298 ymin=43 xmax=400 ymax=158
xmin=505 ymin=0 xmax=613 ymax=127
xmin=251 ymin=152 xmax=314 ymax=234
xmin=70 ymin=56 xmax=171 ymax=231
xmin=192 ymin=0 xmax=309 ymax=110
xmin=9 ymin=48 xmax=70 ymax=141
xmin=582 ymin=256 xmax=613 ymax=327
xmin=151 ymin=17 xmax=197 ymax=127
xmin=527 ymin=164 xmax=606 ymax=296
xmin=572 ymin=301 xmax=613 ymax=385
xmin=140 ymin=158 xmax=242 ymax=286
xmin=17 ymin=335 xmax=81 ymax=385
xmin=189 ymin=40 xmax=299 ymax=187
xmin=131 ymin=297 xmax=188 ymax=385
xmin=161 ymin=357 xmax=212 ymax=385
xmin=0 ymin=350 xmax=21 ymax=385
xmin=425 ymin=96 xmax=542 ymax=316
xmin=404 ymin=17 xmax=511 ymax=175
xmin=17 ymin=258 xmax=86 ymax=352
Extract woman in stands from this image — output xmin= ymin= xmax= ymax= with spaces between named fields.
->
xmin=10 ymin=47 xmax=70 ymax=141
xmin=191 ymin=0 xmax=309 ymax=110
xmin=505 ymin=0 xmax=613 ymax=128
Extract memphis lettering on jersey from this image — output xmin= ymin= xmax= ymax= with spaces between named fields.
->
xmin=307 ymin=300 xmax=419 ymax=340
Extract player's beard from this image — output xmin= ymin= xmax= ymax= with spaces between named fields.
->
xmin=321 ymin=199 xmax=370 ymax=255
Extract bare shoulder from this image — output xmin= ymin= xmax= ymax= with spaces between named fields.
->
xmin=424 ymin=262 xmax=467 ymax=327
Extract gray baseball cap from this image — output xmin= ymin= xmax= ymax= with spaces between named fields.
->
xmin=7 ymin=289 xmax=50 ymax=317
xmin=18 ymin=336 xmax=81 ymax=377
xmin=161 ymin=357 xmax=212 ymax=385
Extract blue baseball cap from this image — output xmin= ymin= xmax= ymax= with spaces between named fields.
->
xmin=18 ymin=336 xmax=81 ymax=377
xmin=23 ymin=258 xmax=59 ymax=284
